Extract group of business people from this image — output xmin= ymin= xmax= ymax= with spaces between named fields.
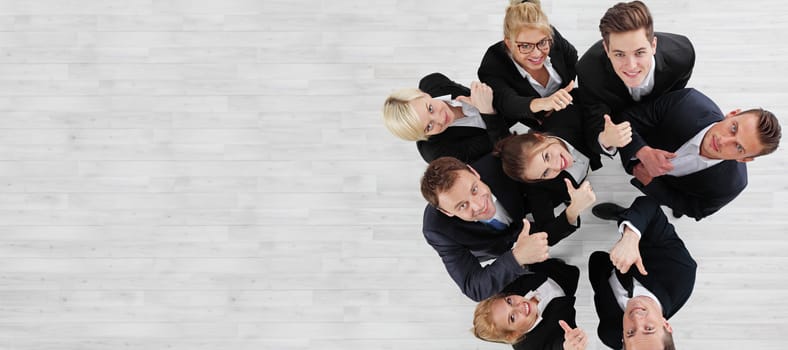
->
xmin=382 ymin=1 xmax=782 ymax=349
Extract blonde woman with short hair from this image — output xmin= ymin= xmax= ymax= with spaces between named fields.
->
xmin=383 ymin=72 xmax=512 ymax=163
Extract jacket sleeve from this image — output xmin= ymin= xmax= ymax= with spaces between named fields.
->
xmin=630 ymin=177 xmax=735 ymax=221
xmin=416 ymin=134 xmax=492 ymax=163
xmin=478 ymin=46 xmax=544 ymax=129
xmin=418 ymin=72 xmax=470 ymax=98
xmin=525 ymin=184 xmax=578 ymax=246
xmin=424 ymin=229 xmax=529 ymax=302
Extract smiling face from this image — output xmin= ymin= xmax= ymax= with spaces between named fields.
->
xmin=505 ymin=27 xmax=552 ymax=73
xmin=521 ymin=138 xmax=574 ymax=181
xmin=435 ymin=167 xmax=496 ymax=221
xmin=700 ymin=110 xmax=765 ymax=161
xmin=604 ymin=28 xmax=657 ymax=88
xmin=622 ymin=296 xmax=672 ymax=349
xmin=490 ymin=294 xmax=539 ymax=342
xmin=408 ymin=94 xmax=459 ymax=136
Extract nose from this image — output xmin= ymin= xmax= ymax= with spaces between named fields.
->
xmin=625 ymin=56 xmax=637 ymax=68
xmin=470 ymin=198 xmax=485 ymax=214
xmin=719 ymin=134 xmax=736 ymax=145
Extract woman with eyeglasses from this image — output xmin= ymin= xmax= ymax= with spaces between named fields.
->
xmin=478 ymin=0 xmax=578 ymax=131
xmin=383 ymin=72 xmax=514 ymax=163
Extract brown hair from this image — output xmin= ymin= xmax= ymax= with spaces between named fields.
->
xmin=744 ymin=108 xmax=781 ymax=157
xmin=504 ymin=0 xmax=552 ymax=43
xmin=623 ymin=326 xmax=675 ymax=349
xmin=420 ymin=157 xmax=472 ymax=208
xmin=472 ymin=293 xmax=524 ymax=344
xmin=494 ymin=132 xmax=554 ymax=183
xmin=598 ymin=1 xmax=654 ymax=46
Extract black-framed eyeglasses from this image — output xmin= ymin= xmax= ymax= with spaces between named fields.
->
xmin=515 ymin=38 xmax=553 ymax=54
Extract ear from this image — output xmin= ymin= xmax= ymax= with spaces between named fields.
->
xmin=651 ymin=35 xmax=658 ymax=52
xmin=737 ymin=157 xmax=755 ymax=163
xmin=504 ymin=38 xmax=514 ymax=53
xmin=602 ymin=41 xmax=609 ymax=54
xmin=437 ymin=207 xmax=455 ymax=217
xmin=725 ymin=108 xmax=742 ymax=119
xmin=663 ymin=319 xmax=673 ymax=334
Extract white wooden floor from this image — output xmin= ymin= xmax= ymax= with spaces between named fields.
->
xmin=0 ymin=1 xmax=786 ymax=349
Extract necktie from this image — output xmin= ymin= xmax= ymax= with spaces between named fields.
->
xmin=484 ymin=218 xmax=508 ymax=230
xmin=615 ymin=270 xmax=634 ymax=298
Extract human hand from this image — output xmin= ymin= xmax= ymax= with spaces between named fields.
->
xmin=565 ymin=180 xmax=596 ymax=225
xmin=598 ymin=114 xmax=632 ymax=148
xmin=609 ymin=227 xmax=647 ymax=275
xmin=512 ymin=219 xmax=549 ymax=266
xmin=530 ymin=80 xmax=574 ymax=113
xmin=635 ymin=146 xmax=675 ymax=177
xmin=559 ymin=320 xmax=588 ymax=350
xmin=455 ymin=81 xmax=495 ymax=114
xmin=632 ymin=163 xmax=653 ymax=186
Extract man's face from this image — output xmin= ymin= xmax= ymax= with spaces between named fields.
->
xmin=700 ymin=109 xmax=764 ymax=161
xmin=436 ymin=167 xmax=496 ymax=222
xmin=604 ymin=28 xmax=657 ymax=88
xmin=622 ymin=296 xmax=672 ymax=349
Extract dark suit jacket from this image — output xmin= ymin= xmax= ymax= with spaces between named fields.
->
xmin=617 ymin=88 xmax=748 ymax=220
xmin=499 ymin=259 xmax=579 ymax=350
xmin=478 ymin=26 xmax=578 ymax=130
xmin=416 ymin=73 xmax=514 ymax=163
xmin=422 ymin=154 xmax=576 ymax=301
xmin=588 ymin=196 xmax=697 ymax=349
xmin=576 ymin=32 xmax=695 ymax=141
xmin=520 ymin=124 xmax=611 ymax=235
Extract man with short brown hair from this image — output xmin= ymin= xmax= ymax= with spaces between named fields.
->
xmin=420 ymin=154 xmax=581 ymax=301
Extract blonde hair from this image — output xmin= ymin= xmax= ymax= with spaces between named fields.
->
xmin=472 ymin=294 xmax=524 ymax=344
xmin=383 ymin=88 xmax=428 ymax=141
xmin=504 ymin=0 xmax=553 ymax=42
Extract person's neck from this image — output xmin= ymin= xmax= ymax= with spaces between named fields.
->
xmin=699 ymin=130 xmax=715 ymax=159
xmin=450 ymin=105 xmax=465 ymax=120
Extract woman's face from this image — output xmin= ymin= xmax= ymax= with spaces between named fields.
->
xmin=506 ymin=28 xmax=552 ymax=73
xmin=490 ymin=294 xmax=539 ymax=340
xmin=408 ymin=94 xmax=457 ymax=136
xmin=522 ymin=139 xmax=573 ymax=181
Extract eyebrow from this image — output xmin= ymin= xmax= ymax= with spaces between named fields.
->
xmin=612 ymin=47 xmax=648 ymax=53
xmin=452 ymin=182 xmax=475 ymax=211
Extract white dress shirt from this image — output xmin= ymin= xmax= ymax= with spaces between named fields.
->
xmin=666 ymin=123 xmax=723 ymax=177
xmin=524 ymin=277 xmax=566 ymax=333
xmin=509 ymin=54 xmax=563 ymax=97
xmin=628 ymin=56 xmax=656 ymax=102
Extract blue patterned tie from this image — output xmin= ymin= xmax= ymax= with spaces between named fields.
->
xmin=483 ymin=218 xmax=508 ymax=230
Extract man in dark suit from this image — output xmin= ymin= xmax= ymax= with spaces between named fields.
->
xmin=598 ymin=88 xmax=781 ymax=220
xmin=421 ymin=155 xmax=579 ymax=301
xmin=576 ymin=1 xmax=694 ymax=137
xmin=589 ymin=196 xmax=697 ymax=349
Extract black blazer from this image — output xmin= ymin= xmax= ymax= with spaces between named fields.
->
xmin=519 ymin=123 xmax=609 ymax=235
xmin=576 ymin=32 xmax=695 ymax=140
xmin=499 ymin=259 xmax=579 ymax=350
xmin=588 ymin=196 xmax=697 ymax=349
xmin=478 ymin=26 xmax=578 ymax=130
xmin=617 ymin=88 xmax=748 ymax=220
xmin=422 ymin=154 xmax=576 ymax=301
xmin=416 ymin=73 xmax=513 ymax=163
